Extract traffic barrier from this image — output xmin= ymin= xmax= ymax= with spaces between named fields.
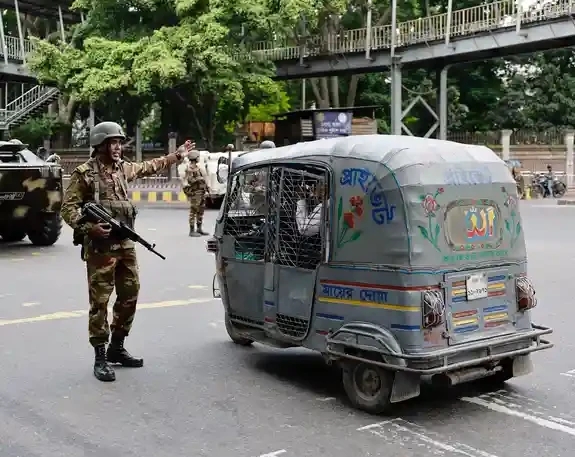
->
xmin=130 ymin=190 xmax=188 ymax=203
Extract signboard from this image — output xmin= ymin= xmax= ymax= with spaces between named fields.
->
xmin=313 ymin=111 xmax=352 ymax=139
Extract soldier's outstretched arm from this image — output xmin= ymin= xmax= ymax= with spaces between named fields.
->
xmin=122 ymin=151 xmax=183 ymax=182
xmin=61 ymin=172 xmax=94 ymax=234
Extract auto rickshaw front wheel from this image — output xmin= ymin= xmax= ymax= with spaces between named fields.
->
xmin=224 ymin=314 xmax=254 ymax=346
xmin=342 ymin=360 xmax=393 ymax=414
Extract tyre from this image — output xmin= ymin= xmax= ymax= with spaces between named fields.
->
xmin=26 ymin=213 xmax=62 ymax=246
xmin=0 ymin=228 xmax=26 ymax=242
xmin=553 ymin=183 xmax=566 ymax=198
xmin=225 ymin=314 xmax=254 ymax=346
xmin=342 ymin=360 xmax=394 ymax=414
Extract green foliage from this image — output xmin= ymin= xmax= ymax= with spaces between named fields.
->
xmin=24 ymin=0 xmax=575 ymax=143
xmin=10 ymin=114 xmax=60 ymax=149
xmin=246 ymin=88 xmax=291 ymax=121
xmin=28 ymin=0 xmax=289 ymax=149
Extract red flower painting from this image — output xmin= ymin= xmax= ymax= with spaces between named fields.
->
xmin=337 ymin=195 xmax=364 ymax=247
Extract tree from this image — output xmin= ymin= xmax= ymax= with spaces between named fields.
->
xmin=27 ymin=0 xmax=289 ymax=150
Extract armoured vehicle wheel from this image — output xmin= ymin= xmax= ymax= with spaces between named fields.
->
xmin=342 ymin=360 xmax=393 ymax=414
xmin=225 ymin=314 xmax=254 ymax=346
xmin=26 ymin=213 xmax=62 ymax=246
xmin=0 ymin=228 xmax=27 ymax=242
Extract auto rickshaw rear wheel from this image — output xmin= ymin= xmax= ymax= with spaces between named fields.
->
xmin=342 ymin=360 xmax=393 ymax=414
xmin=224 ymin=314 xmax=254 ymax=346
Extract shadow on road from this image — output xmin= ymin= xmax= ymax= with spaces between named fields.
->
xmin=245 ymin=348 xmax=529 ymax=419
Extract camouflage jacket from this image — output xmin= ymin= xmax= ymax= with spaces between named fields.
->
xmin=61 ymin=153 xmax=181 ymax=251
xmin=183 ymin=164 xmax=207 ymax=194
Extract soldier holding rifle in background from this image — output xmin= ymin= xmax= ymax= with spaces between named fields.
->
xmin=61 ymin=121 xmax=194 ymax=382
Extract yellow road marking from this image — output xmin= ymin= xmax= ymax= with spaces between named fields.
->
xmin=0 ymin=298 xmax=214 ymax=327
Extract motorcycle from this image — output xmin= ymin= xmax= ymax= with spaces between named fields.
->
xmin=534 ymin=173 xmax=566 ymax=198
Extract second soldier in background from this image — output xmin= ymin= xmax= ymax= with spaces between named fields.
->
xmin=183 ymin=149 xmax=209 ymax=236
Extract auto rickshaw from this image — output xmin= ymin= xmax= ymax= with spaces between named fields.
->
xmin=207 ymin=135 xmax=553 ymax=415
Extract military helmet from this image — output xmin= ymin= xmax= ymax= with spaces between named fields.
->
xmin=189 ymin=149 xmax=199 ymax=160
xmin=260 ymin=140 xmax=276 ymax=149
xmin=8 ymin=138 xmax=22 ymax=144
xmin=90 ymin=121 xmax=126 ymax=147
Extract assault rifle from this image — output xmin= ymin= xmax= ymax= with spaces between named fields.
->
xmin=78 ymin=202 xmax=166 ymax=260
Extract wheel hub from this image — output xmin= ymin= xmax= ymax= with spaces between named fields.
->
xmin=354 ymin=364 xmax=383 ymax=400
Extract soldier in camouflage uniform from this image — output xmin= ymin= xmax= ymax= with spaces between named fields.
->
xmin=61 ymin=121 xmax=194 ymax=382
xmin=183 ymin=149 xmax=209 ymax=236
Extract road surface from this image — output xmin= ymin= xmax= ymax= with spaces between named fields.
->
xmin=0 ymin=200 xmax=573 ymax=457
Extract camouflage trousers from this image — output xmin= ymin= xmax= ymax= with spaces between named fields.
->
xmin=85 ymin=246 xmax=140 ymax=347
xmin=188 ymin=191 xmax=206 ymax=228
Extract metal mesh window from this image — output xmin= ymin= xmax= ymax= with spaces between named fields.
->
xmin=222 ymin=167 xmax=268 ymax=261
xmin=267 ymin=167 xmax=328 ymax=270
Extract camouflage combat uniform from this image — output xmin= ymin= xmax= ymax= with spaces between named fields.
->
xmin=62 ymin=154 xmax=181 ymax=344
xmin=61 ymin=120 xmax=185 ymax=382
xmin=183 ymin=158 xmax=208 ymax=236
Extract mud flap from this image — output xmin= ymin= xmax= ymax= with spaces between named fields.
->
xmin=390 ymin=371 xmax=421 ymax=403
xmin=512 ymin=354 xmax=533 ymax=377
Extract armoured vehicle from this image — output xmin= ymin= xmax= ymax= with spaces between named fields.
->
xmin=0 ymin=141 xmax=63 ymax=245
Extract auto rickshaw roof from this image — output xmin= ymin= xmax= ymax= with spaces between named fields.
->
xmin=231 ymin=134 xmax=502 ymax=173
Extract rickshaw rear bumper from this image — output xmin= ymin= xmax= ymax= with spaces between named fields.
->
xmin=326 ymin=323 xmax=553 ymax=376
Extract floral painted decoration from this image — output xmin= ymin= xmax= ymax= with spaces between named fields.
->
xmin=337 ymin=195 xmax=364 ymax=248
xmin=417 ymin=187 xmax=444 ymax=252
xmin=501 ymin=186 xmax=521 ymax=247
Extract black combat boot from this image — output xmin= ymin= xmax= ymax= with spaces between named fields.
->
xmin=106 ymin=333 xmax=144 ymax=367
xmin=196 ymin=224 xmax=209 ymax=236
xmin=189 ymin=225 xmax=200 ymax=237
xmin=94 ymin=344 xmax=116 ymax=382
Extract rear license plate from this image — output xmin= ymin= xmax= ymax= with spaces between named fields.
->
xmin=466 ymin=272 xmax=488 ymax=301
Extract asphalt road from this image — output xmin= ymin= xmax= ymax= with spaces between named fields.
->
xmin=0 ymin=200 xmax=574 ymax=457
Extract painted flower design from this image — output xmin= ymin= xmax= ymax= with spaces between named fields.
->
xmin=350 ymin=196 xmax=364 ymax=217
xmin=501 ymin=187 xmax=521 ymax=247
xmin=422 ymin=194 xmax=439 ymax=216
xmin=417 ymin=187 xmax=444 ymax=252
xmin=504 ymin=194 xmax=517 ymax=209
xmin=337 ymin=195 xmax=364 ymax=248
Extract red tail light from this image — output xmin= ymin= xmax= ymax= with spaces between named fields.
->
xmin=422 ymin=290 xmax=446 ymax=328
xmin=516 ymin=276 xmax=537 ymax=311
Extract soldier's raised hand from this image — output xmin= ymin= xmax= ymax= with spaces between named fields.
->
xmin=178 ymin=140 xmax=196 ymax=158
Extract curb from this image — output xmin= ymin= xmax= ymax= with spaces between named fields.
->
xmin=557 ymin=199 xmax=575 ymax=205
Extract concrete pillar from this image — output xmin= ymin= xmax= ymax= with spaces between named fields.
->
xmin=501 ymin=129 xmax=512 ymax=161
xmin=168 ymin=132 xmax=177 ymax=180
xmin=390 ymin=61 xmax=402 ymax=135
xmin=564 ymin=130 xmax=574 ymax=188
xmin=437 ymin=66 xmax=449 ymax=140
xmin=135 ymin=123 xmax=142 ymax=162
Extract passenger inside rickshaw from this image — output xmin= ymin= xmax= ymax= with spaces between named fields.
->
xmin=276 ymin=167 xmax=329 ymax=270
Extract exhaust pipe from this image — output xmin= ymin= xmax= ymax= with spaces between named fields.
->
xmin=432 ymin=366 xmax=502 ymax=388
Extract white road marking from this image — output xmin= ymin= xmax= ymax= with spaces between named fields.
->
xmin=188 ymin=285 xmax=208 ymax=289
xmin=316 ymin=397 xmax=336 ymax=402
xmin=461 ymin=395 xmax=575 ymax=436
xmin=560 ymin=369 xmax=575 ymax=378
xmin=0 ymin=298 xmax=214 ymax=327
xmin=21 ymin=302 xmax=40 ymax=307
xmin=358 ymin=419 xmax=498 ymax=456
xmin=259 ymin=450 xmax=286 ymax=457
